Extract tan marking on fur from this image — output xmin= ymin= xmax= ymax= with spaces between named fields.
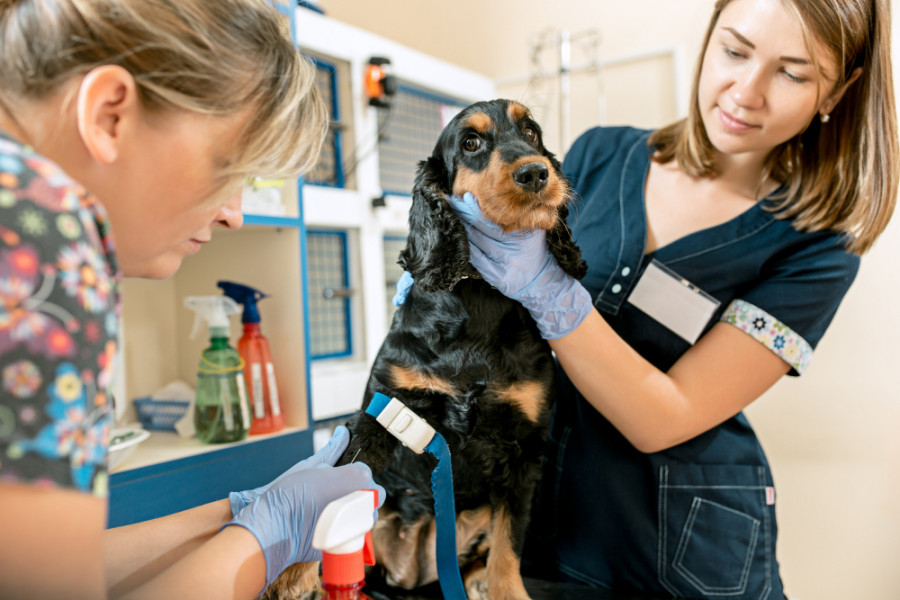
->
xmin=486 ymin=507 xmax=530 ymax=600
xmin=463 ymin=111 xmax=494 ymax=134
xmin=389 ymin=364 xmax=457 ymax=397
xmin=456 ymin=506 xmax=492 ymax=555
xmin=491 ymin=381 xmax=547 ymax=423
xmin=507 ymin=101 xmax=530 ymax=122
xmin=452 ymin=151 xmax=565 ymax=233
xmin=262 ymin=560 xmax=320 ymax=600
xmin=452 ymin=165 xmax=486 ymax=206
xmin=372 ymin=509 xmax=437 ymax=589
xmin=371 ymin=506 xmax=493 ymax=593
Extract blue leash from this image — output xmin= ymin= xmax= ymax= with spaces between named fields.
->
xmin=365 ymin=392 xmax=467 ymax=600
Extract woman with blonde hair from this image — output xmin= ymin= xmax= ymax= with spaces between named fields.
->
xmin=0 ymin=0 xmax=383 ymax=598
xmin=445 ymin=0 xmax=897 ymax=596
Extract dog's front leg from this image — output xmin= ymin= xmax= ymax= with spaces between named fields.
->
xmin=335 ymin=411 xmax=401 ymax=474
xmin=479 ymin=452 xmax=545 ymax=600
xmin=481 ymin=505 xmax=532 ymax=600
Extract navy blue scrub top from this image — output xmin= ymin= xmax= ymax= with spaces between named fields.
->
xmin=521 ymin=127 xmax=859 ymax=599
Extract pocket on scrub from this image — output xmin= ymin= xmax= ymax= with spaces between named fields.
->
xmin=657 ymin=463 xmax=774 ymax=599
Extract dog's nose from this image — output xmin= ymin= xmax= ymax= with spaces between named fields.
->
xmin=513 ymin=162 xmax=549 ymax=193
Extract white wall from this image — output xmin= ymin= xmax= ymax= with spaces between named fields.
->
xmin=318 ymin=0 xmax=714 ymax=152
xmin=314 ymin=2 xmax=900 ymax=598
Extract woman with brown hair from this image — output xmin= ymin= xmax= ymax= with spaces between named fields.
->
xmin=446 ymin=0 xmax=897 ymax=596
xmin=0 ymin=1 xmax=382 ymax=598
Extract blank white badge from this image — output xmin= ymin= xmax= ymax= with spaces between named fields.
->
xmin=626 ymin=259 xmax=721 ymax=344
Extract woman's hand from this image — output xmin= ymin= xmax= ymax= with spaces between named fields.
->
xmin=448 ymin=192 xmax=594 ymax=339
xmin=225 ymin=427 xmax=385 ymax=588
xmin=228 ymin=425 xmax=353 ymax=518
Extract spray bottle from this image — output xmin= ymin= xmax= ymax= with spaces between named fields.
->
xmin=184 ymin=295 xmax=251 ymax=444
xmin=312 ymin=489 xmax=379 ymax=600
xmin=217 ymin=281 xmax=284 ymax=435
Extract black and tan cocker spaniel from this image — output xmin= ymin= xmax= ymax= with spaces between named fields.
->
xmin=265 ymin=99 xmax=586 ymax=600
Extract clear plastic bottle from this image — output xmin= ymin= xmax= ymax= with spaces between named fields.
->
xmin=185 ymin=296 xmax=251 ymax=444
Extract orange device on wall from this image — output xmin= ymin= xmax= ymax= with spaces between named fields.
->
xmin=364 ymin=56 xmax=396 ymax=108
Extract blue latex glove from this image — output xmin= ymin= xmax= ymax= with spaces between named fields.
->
xmin=392 ymin=270 xmax=414 ymax=306
xmin=448 ymin=192 xmax=593 ymax=339
xmin=225 ymin=430 xmax=386 ymax=589
xmin=228 ymin=425 xmax=354 ymax=518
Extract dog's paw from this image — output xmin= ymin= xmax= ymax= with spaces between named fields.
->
xmin=466 ymin=566 xmax=532 ymax=600
xmin=492 ymin=581 xmax=533 ymax=600
xmin=260 ymin=561 xmax=321 ymax=600
xmin=464 ymin=565 xmax=490 ymax=600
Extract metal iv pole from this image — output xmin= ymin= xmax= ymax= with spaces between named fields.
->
xmin=559 ymin=30 xmax=572 ymax=151
xmin=497 ymin=29 xmax=603 ymax=154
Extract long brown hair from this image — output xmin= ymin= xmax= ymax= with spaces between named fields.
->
xmin=649 ymin=0 xmax=897 ymax=254
xmin=0 ymin=0 xmax=327 ymax=180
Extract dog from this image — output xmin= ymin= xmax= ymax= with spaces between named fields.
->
xmin=263 ymin=99 xmax=586 ymax=600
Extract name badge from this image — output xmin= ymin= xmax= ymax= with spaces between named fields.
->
xmin=626 ymin=259 xmax=720 ymax=344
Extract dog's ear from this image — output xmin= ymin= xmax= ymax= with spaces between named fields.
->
xmin=540 ymin=148 xmax=587 ymax=280
xmin=547 ymin=194 xmax=588 ymax=281
xmin=398 ymin=156 xmax=472 ymax=292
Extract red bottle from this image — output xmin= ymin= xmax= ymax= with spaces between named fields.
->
xmin=314 ymin=490 xmax=379 ymax=600
xmin=218 ymin=281 xmax=284 ymax=434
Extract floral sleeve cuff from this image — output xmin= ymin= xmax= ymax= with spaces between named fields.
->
xmin=720 ymin=299 xmax=813 ymax=375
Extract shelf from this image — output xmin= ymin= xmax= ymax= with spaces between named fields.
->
xmin=109 ymin=425 xmax=307 ymax=474
xmin=119 ymin=224 xmax=310 ymax=481
xmin=243 ymin=213 xmax=303 ymax=229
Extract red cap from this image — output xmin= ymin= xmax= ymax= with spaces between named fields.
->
xmin=322 ymin=549 xmax=364 ymax=585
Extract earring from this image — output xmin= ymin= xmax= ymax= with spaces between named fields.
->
xmin=820 ymin=113 xmax=831 ymax=123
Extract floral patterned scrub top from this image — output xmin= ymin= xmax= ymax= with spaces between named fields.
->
xmin=0 ymin=130 xmax=120 ymax=498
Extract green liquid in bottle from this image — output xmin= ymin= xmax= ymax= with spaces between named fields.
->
xmin=193 ymin=334 xmax=251 ymax=444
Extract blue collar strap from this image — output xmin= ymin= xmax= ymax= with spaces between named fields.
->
xmin=365 ymin=392 xmax=467 ymax=600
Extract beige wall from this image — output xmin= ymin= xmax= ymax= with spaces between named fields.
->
xmin=318 ymin=0 xmax=713 ymax=150
xmin=315 ymin=1 xmax=900 ymax=598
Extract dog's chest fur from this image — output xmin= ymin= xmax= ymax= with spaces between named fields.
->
xmin=372 ymin=275 xmax=556 ymax=479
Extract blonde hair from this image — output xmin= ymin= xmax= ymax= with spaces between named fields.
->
xmin=0 ymin=0 xmax=327 ymax=179
xmin=649 ymin=0 xmax=897 ymax=254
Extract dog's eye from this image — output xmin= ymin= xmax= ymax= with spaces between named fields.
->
xmin=463 ymin=135 xmax=482 ymax=153
xmin=522 ymin=126 xmax=539 ymax=143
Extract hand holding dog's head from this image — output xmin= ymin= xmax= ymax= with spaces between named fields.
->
xmin=399 ymin=99 xmax=585 ymax=292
